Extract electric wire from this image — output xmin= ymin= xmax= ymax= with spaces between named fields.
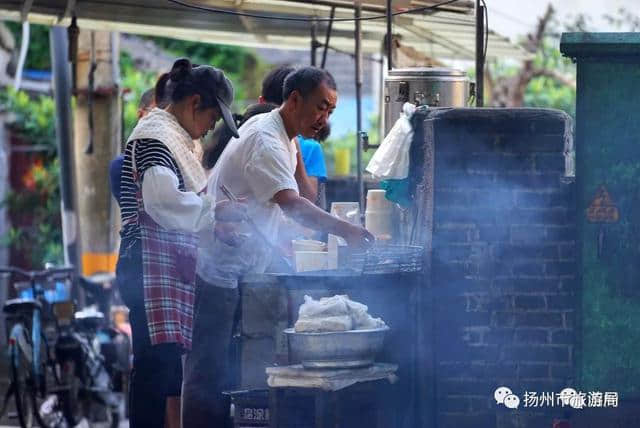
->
xmin=167 ymin=0 xmax=464 ymax=23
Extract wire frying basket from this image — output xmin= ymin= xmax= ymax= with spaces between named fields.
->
xmin=350 ymin=244 xmax=424 ymax=274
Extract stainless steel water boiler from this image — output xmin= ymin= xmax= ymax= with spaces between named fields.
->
xmin=383 ymin=67 xmax=470 ymax=136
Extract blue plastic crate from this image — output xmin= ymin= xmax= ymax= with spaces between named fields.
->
xmin=18 ymin=281 xmax=71 ymax=303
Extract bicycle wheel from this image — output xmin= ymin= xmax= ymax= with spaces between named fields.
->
xmin=9 ymin=324 xmax=37 ymax=428
xmin=58 ymin=359 xmax=83 ymax=426
xmin=8 ymin=324 xmax=57 ymax=428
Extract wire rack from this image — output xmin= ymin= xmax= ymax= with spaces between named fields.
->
xmin=350 ymin=244 xmax=424 ymax=275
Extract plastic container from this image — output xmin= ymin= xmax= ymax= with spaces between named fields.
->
xmin=18 ymin=281 xmax=71 ymax=303
xmin=365 ymin=210 xmax=393 ymax=240
xmin=365 ymin=190 xmax=393 ymax=239
xmin=295 ymin=251 xmax=328 ymax=272
xmin=365 ymin=189 xmax=392 ymax=211
xmin=292 ymin=240 xmax=326 ymax=252
xmin=333 ymin=147 xmax=351 ymax=176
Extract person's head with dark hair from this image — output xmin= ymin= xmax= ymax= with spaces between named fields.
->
xmin=137 ymin=88 xmax=155 ymax=119
xmin=202 ymin=102 xmax=278 ymax=170
xmin=283 ymin=66 xmax=336 ymax=101
xmin=240 ymin=102 xmax=278 ymax=126
xmin=154 ymin=72 xmax=171 ymax=109
xmin=155 ymin=62 xmax=202 ymax=109
xmin=260 ymin=65 xmax=295 ymax=106
xmin=280 ymin=66 xmax=337 ymax=140
xmin=315 ymin=123 xmax=331 ymax=142
xmin=161 ymin=58 xmax=239 ymax=140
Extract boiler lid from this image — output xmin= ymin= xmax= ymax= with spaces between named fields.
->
xmin=387 ymin=67 xmax=467 ymax=78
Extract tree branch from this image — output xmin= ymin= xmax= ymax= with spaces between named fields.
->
xmin=525 ymin=4 xmax=554 ymax=53
xmin=530 ymin=68 xmax=576 ymax=90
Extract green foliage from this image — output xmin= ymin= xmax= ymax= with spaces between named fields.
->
xmin=119 ymin=51 xmax=158 ymax=139
xmin=486 ymin=36 xmax=576 ymax=117
xmin=5 ymin=22 xmax=51 ymax=70
xmin=0 ymin=88 xmax=62 ymax=267
xmin=483 ymin=14 xmax=577 ymax=117
xmin=524 ymin=74 xmax=575 ymax=117
xmin=3 ymin=158 xmax=63 ymax=267
xmin=119 ymin=39 xmax=268 ymax=137
xmin=0 ymin=87 xmax=56 ymax=147
xmin=324 ymin=115 xmax=378 ymax=175
xmin=524 ymin=38 xmax=576 ymax=116
xmin=146 ymin=36 xmax=268 ymax=105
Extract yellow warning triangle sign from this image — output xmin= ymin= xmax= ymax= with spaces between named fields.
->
xmin=587 ymin=185 xmax=619 ymax=223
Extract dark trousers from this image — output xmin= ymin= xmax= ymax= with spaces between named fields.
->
xmin=116 ymin=239 xmax=183 ymax=428
xmin=182 ymin=276 xmax=239 ymax=428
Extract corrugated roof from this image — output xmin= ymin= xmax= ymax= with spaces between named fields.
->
xmin=0 ymin=0 xmax=530 ymax=60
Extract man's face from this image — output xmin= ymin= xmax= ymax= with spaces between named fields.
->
xmin=295 ymin=82 xmax=337 ymax=139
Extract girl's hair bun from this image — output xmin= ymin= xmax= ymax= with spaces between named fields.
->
xmin=169 ymin=58 xmax=192 ymax=82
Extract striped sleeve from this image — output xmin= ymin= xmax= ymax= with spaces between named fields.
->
xmin=119 ymin=138 xmax=184 ymax=239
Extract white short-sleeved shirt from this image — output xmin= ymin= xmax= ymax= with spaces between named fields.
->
xmin=196 ymin=109 xmax=299 ymax=287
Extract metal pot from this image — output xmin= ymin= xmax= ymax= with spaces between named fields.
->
xmin=284 ymin=326 xmax=389 ymax=369
xmin=383 ymin=67 xmax=469 ymax=136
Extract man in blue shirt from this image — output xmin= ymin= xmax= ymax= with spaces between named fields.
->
xmin=296 ymin=123 xmax=329 ymax=207
xmin=109 ymin=88 xmax=155 ymax=205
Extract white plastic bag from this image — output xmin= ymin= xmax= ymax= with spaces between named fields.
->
xmin=294 ymin=316 xmax=353 ymax=332
xmin=294 ymin=295 xmax=387 ymax=332
xmin=298 ymin=295 xmax=349 ymax=319
xmin=366 ymin=102 xmax=417 ymax=180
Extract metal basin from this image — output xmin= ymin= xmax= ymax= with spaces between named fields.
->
xmin=284 ymin=326 xmax=389 ymax=369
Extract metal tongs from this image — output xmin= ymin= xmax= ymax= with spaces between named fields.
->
xmin=219 ymin=184 xmax=293 ymax=271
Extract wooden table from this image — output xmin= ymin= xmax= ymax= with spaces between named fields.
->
xmin=267 ymin=363 xmax=398 ymax=428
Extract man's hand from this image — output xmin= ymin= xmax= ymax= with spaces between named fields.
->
xmin=214 ymin=222 xmax=247 ymax=247
xmin=341 ymin=223 xmax=375 ymax=249
xmin=274 ymin=189 xmax=375 ymax=248
xmin=215 ymin=198 xmax=247 ymax=222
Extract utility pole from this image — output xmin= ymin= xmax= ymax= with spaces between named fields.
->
xmin=475 ymin=0 xmax=485 ymax=107
xmin=50 ymin=26 xmax=78 ymax=268
xmin=72 ymin=30 xmax=121 ymax=276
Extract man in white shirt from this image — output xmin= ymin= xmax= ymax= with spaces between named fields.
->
xmin=182 ymin=67 xmax=373 ymax=427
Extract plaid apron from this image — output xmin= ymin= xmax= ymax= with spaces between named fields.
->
xmin=130 ymin=140 xmax=198 ymax=350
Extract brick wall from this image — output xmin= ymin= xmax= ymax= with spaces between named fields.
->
xmin=421 ymin=109 xmax=577 ymax=428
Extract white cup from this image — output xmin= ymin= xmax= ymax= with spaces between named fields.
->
xmin=365 ymin=190 xmax=393 ymax=239
xmin=366 ymin=189 xmax=392 ymax=211
xmin=365 ymin=210 xmax=393 ymax=239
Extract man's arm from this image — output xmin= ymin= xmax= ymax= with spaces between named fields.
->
xmin=273 ymin=189 xmax=373 ymax=247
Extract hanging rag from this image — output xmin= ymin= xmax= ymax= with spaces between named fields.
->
xmin=366 ymin=102 xmax=416 ymax=180
xmin=380 ymin=179 xmax=411 ymax=207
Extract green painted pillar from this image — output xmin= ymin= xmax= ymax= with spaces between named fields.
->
xmin=561 ymin=33 xmax=640 ymax=397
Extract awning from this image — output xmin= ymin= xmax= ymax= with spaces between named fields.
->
xmin=0 ymin=0 xmax=530 ymax=61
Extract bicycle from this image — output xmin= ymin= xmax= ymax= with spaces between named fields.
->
xmin=0 ymin=265 xmax=75 ymax=428
xmin=56 ymin=273 xmax=128 ymax=428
